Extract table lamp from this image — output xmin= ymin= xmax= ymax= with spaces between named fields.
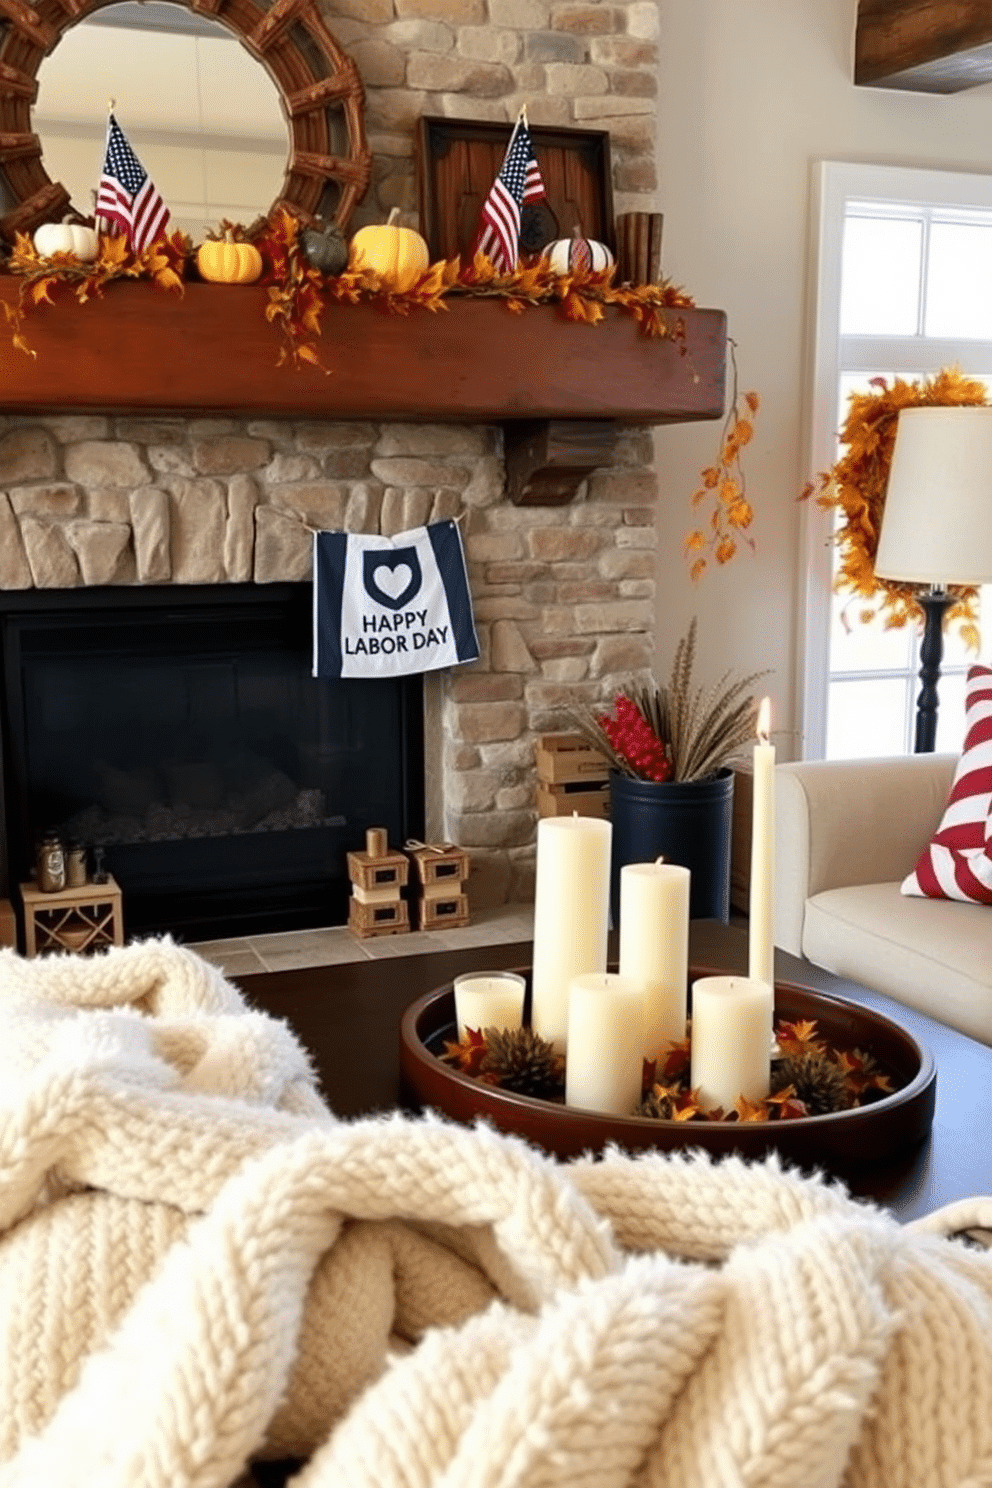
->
xmin=875 ymin=405 xmax=992 ymax=752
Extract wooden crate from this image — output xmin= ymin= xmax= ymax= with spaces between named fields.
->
xmin=414 ymin=891 xmax=470 ymax=931
xmin=537 ymin=781 xmax=611 ymax=820
xmin=535 ymin=732 xmax=610 ymax=786
xmin=21 ymin=876 xmax=124 ymax=957
xmin=348 ymin=896 xmax=410 ymax=938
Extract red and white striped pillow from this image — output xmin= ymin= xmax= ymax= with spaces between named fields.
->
xmin=902 ymin=664 xmax=992 ymax=903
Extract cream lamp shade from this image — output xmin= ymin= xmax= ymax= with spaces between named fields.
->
xmin=875 ymin=406 xmax=992 ymax=586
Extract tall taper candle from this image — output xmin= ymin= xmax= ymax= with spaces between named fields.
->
xmin=690 ymin=975 xmax=772 ymax=1112
xmin=618 ymin=859 xmax=690 ymax=1063
xmin=565 ymin=972 xmax=646 ymax=1115
xmin=530 ymin=815 xmax=611 ymax=1047
xmin=748 ymin=696 xmax=776 ymax=993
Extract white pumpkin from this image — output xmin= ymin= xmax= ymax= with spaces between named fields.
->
xmin=545 ymin=234 xmax=615 ymax=275
xmin=33 ymin=220 xmax=99 ymax=262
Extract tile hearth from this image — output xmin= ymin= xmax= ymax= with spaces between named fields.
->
xmin=189 ymin=902 xmax=535 ymax=979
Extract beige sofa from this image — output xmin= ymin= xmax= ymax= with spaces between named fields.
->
xmin=774 ymin=753 xmax=992 ymax=1046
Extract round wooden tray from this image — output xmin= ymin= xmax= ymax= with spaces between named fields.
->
xmin=399 ymin=970 xmax=937 ymax=1178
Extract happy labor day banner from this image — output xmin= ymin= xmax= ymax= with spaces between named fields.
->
xmin=312 ymin=521 xmax=480 ymax=679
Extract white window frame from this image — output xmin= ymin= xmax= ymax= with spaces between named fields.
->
xmin=800 ymin=161 xmax=992 ymax=759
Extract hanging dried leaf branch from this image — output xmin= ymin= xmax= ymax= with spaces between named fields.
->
xmin=685 ymin=339 xmax=760 ymax=581
xmin=802 ymin=367 xmax=984 ymax=647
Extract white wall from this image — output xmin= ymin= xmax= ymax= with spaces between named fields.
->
xmin=654 ymin=0 xmax=992 ymax=760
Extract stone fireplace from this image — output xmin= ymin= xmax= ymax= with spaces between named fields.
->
xmin=0 ymin=0 xmax=729 ymax=935
xmin=0 ymin=408 xmax=667 ymax=924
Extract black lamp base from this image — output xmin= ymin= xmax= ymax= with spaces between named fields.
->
xmin=914 ymin=589 xmax=954 ymax=753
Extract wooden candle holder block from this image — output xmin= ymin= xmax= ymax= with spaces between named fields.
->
xmin=347 ymin=896 xmax=411 ymax=938
xmin=405 ymin=841 xmax=471 ymax=932
xmin=348 ymin=825 xmax=410 ymax=892
xmin=347 ymin=825 xmax=411 ymax=938
xmin=414 ymin=892 xmax=470 ymax=931
xmin=346 ymin=848 xmax=410 ymax=893
xmin=407 ymin=842 xmax=470 ymax=889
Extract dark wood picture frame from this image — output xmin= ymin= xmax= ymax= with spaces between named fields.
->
xmin=417 ymin=116 xmax=614 ymax=263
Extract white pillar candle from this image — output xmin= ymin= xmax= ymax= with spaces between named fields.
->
xmin=530 ymin=815 xmax=611 ymax=1047
xmin=690 ymin=975 xmax=772 ymax=1112
xmin=453 ymin=972 xmax=526 ymax=1040
xmin=618 ymin=860 xmax=690 ymax=1064
xmin=748 ymin=696 xmax=776 ymax=994
xmin=565 ymin=971 xmax=646 ymax=1116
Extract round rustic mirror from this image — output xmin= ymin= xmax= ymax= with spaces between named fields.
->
xmin=35 ymin=4 xmax=288 ymax=240
xmin=0 ymin=0 xmax=370 ymax=242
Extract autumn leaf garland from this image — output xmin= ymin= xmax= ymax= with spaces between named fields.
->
xmin=2 ymin=207 xmax=698 ymax=365
xmin=2 ymin=227 xmax=190 ymax=355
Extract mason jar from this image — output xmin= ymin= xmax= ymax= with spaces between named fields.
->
xmin=36 ymin=834 xmax=66 ymax=893
xmin=65 ymin=841 xmax=88 ymax=888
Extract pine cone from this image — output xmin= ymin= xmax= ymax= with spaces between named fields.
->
xmin=772 ymin=1048 xmax=850 ymax=1115
xmin=639 ymin=1086 xmax=677 ymax=1120
xmin=480 ymin=1026 xmax=564 ymax=1099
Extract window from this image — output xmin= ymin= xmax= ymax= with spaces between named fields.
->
xmin=802 ymin=163 xmax=992 ymax=759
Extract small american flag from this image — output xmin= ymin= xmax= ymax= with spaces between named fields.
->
xmin=472 ymin=111 xmax=546 ymax=273
xmin=95 ymin=114 xmax=170 ymax=252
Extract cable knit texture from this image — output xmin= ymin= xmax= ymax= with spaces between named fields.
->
xmin=1 ymin=938 xmax=992 ymax=1488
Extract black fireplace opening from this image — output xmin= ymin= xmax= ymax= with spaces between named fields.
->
xmin=0 ymin=584 xmax=425 ymax=943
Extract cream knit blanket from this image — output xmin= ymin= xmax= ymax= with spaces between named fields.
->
xmin=2 ymin=939 xmax=992 ymax=1488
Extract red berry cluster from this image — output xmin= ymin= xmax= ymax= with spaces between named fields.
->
xmin=596 ymin=696 xmax=673 ymax=781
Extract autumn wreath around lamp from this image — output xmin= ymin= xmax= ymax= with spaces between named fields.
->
xmin=875 ymin=406 xmax=992 ymax=752
xmin=572 ymin=620 xmax=768 ymax=923
xmin=805 ymin=368 xmax=992 ymax=751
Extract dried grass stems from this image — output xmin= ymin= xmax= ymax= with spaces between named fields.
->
xmin=574 ymin=619 xmax=769 ymax=784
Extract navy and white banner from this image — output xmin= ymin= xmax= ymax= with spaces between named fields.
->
xmin=313 ymin=520 xmax=480 ymax=679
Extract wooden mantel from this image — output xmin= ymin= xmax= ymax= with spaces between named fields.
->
xmin=856 ymin=0 xmax=992 ymax=93
xmin=0 ymin=278 xmax=725 ymax=425
xmin=0 ymin=279 xmax=726 ymax=504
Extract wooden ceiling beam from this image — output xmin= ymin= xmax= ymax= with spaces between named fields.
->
xmin=856 ymin=0 xmax=992 ymax=93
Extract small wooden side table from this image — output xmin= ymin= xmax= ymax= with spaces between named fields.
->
xmin=20 ymin=875 xmax=124 ymax=957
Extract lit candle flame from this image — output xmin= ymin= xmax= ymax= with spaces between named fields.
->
xmin=756 ymin=696 xmax=771 ymax=744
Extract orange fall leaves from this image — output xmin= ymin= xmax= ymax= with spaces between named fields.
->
xmin=685 ymin=385 xmax=760 ymax=582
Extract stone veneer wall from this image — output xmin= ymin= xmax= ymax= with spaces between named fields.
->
xmin=0 ymin=0 xmax=662 ymax=909
xmin=334 ymin=0 xmax=660 ymax=228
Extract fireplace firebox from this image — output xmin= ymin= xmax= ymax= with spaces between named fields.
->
xmin=0 ymin=584 xmax=425 ymax=943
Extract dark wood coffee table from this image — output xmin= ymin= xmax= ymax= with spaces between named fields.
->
xmin=235 ymin=919 xmax=992 ymax=1223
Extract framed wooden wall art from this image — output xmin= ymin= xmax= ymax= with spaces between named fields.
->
xmin=417 ymin=116 xmax=614 ymax=264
